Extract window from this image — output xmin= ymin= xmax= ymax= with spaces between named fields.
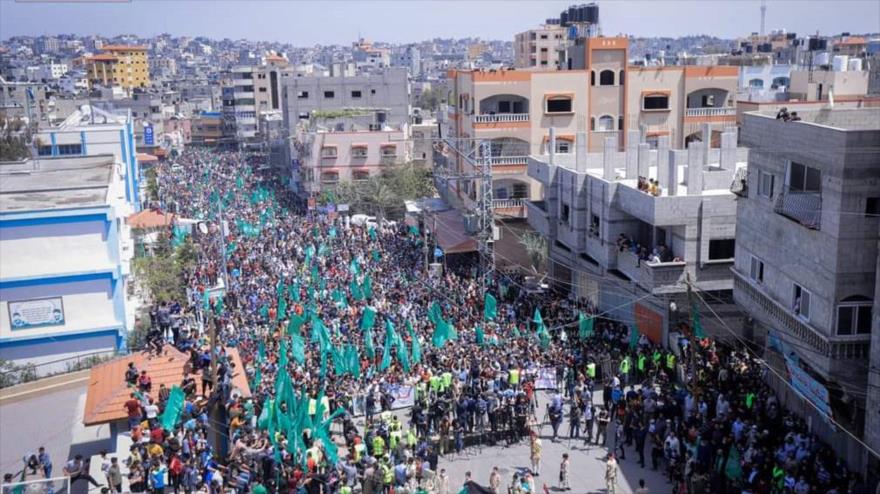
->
xmin=495 ymin=187 xmax=509 ymax=199
xmin=298 ymin=112 xmax=309 ymax=119
xmin=643 ymin=94 xmax=670 ymax=110
xmin=352 ymin=170 xmax=370 ymax=181
xmin=555 ymin=140 xmax=571 ymax=154
xmin=590 ymin=71 xmax=596 ymax=86
xmin=497 ymin=101 xmax=511 ymax=113
xmin=597 ymin=115 xmax=615 ymax=132
xmin=749 ymin=256 xmax=764 ymax=283
xmin=865 ymin=197 xmax=879 ymax=217
xmin=619 ymin=70 xmax=625 ymax=85
xmin=837 ymin=298 xmax=872 ymax=335
xmin=590 ymin=214 xmax=600 ymax=237
xmin=792 ymin=284 xmax=811 ymax=321
xmin=590 ymin=117 xmax=595 ymax=131
xmin=351 ymin=90 xmax=362 ymax=98
xmin=323 ymin=90 xmax=335 ymax=98
xmin=708 ymin=239 xmax=735 ymax=260
xmin=320 ymin=146 xmax=337 ymax=158
xmin=546 ymin=97 xmax=572 ymax=113
xmin=380 ymin=145 xmax=397 ymax=157
xmin=512 ymin=183 xmax=528 ymax=199
xmin=758 ymin=170 xmax=775 ymax=198
xmin=701 ymin=94 xmax=715 ymax=107
xmin=788 ymin=162 xmax=821 ymax=193
xmin=618 ymin=116 xmax=624 ymax=131
xmin=560 ymin=203 xmax=570 ymax=224
xmin=320 ymin=171 xmax=339 ymax=183
xmin=371 ymin=89 xmax=376 ymax=95
xmin=37 ymin=145 xmax=53 ymax=156
xmin=351 ymin=147 xmax=367 ymax=158
xmin=748 ymin=78 xmax=764 ymax=88
xmin=258 ymin=87 xmax=267 ymax=92
xmin=599 ymin=70 xmax=615 ymax=86
xmin=540 ymin=47 xmax=548 ymax=52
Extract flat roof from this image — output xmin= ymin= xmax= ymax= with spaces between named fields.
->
xmin=0 ymin=155 xmax=115 ymax=212
xmin=752 ymin=108 xmax=880 ymax=131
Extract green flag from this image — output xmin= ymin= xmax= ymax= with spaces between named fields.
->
xmin=158 ymin=386 xmax=185 ymax=431
xmin=350 ymin=258 xmax=360 ymax=276
xmin=213 ymin=295 xmax=224 ymax=316
xmin=407 ymin=321 xmax=421 ymax=364
xmin=724 ymin=445 xmax=743 ymax=481
xmin=291 ymin=331 xmax=305 ymax=365
xmin=360 ymin=307 xmax=377 ymax=330
xmin=350 ymin=279 xmax=364 ymax=301
xmin=692 ymin=302 xmax=706 ymax=339
xmin=578 ymin=312 xmax=594 ymax=340
xmin=371 ymin=249 xmax=381 ymax=262
xmin=629 ymin=324 xmax=640 ymax=351
xmin=484 ymin=293 xmax=497 ymax=321
xmin=475 ymin=325 xmax=485 ymax=347
xmin=368 ymin=226 xmax=377 ymax=240
xmin=289 ymin=282 xmax=301 ymax=302
xmin=362 ymin=275 xmax=373 ymax=299
xmin=533 ymin=308 xmax=544 ymax=332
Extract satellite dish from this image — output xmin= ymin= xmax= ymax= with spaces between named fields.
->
xmin=198 ymin=222 xmax=209 ymax=235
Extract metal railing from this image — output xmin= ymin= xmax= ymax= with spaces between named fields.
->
xmin=488 ymin=156 xmax=529 ymax=166
xmin=773 ymin=189 xmax=821 ymax=230
xmin=685 ymin=106 xmax=736 ymax=117
xmin=493 ymin=198 xmax=525 ymax=209
xmin=473 ymin=113 xmax=530 ymax=124
xmin=0 ymin=349 xmax=122 ymax=388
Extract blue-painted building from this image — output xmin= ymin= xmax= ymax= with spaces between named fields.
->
xmin=0 ymin=150 xmax=136 ymax=373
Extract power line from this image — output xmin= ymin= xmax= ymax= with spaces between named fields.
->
xmin=689 ymin=285 xmax=880 ymax=461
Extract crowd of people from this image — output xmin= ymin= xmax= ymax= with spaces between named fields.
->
xmin=19 ymin=148 xmax=865 ymax=494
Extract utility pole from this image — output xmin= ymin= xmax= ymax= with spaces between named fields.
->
xmin=760 ymin=0 xmax=767 ymax=36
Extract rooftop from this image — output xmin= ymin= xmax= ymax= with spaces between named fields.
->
xmin=753 ymin=108 xmax=880 ymax=131
xmin=0 ymin=155 xmax=115 ymax=213
xmin=101 ymin=44 xmax=148 ymax=52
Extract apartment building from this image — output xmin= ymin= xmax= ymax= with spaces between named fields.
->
xmin=733 ymin=108 xmax=880 ymax=472
xmin=525 ymin=125 xmax=745 ymax=340
xmin=224 ymin=66 xmax=258 ymax=142
xmin=281 ymin=68 xmax=410 ymax=130
xmin=444 ymin=37 xmax=738 ymax=220
xmin=85 ymin=45 xmax=150 ymax=93
xmin=292 ymin=127 xmax=411 ymax=196
xmin=514 ymin=24 xmax=568 ymax=69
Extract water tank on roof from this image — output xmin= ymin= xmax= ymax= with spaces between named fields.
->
xmin=832 ymin=55 xmax=849 ymax=71
xmin=585 ymin=3 xmax=599 ymax=24
xmin=567 ymin=6 xmax=577 ymax=22
xmin=814 ymin=52 xmax=830 ymax=66
xmin=560 ymin=11 xmax=569 ymax=25
xmin=847 ymin=58 xmax=863 ymax=71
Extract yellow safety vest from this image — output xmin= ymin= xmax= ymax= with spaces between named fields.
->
xmin=390 ymin=430 xmax=402 ymax=449
xmin=666 ymin=354 xmax=676 ymax=369
xmin=308 ymin=399 xmax=317 ymax=415
xmin=509 ymin=369 xmax=521 ymax=384
xmin=586 ymin=363 xmax=596 ymax=378
xmin=372 ymin=436 xmax=385 ymax=456
xmin=620 ymin=357 xmax=630 ymax=374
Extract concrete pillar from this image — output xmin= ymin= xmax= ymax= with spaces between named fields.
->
xmin=687 ymin=142 xmax=704 ymax=196
xmin=701 ymin=122 xmax=712 ymax=166
xmin=669 ymin=150 xmax=686 ymax=197
xmin=639 ymin=123 xmax=647 ymax=143
xmin=637 ymin=143 xmax=650 ymax=179
xmin=603 ymin=136 xmax=615 ymax=181
xmin=575 ymin=131 xmax=587 ymax=173
xmin=719 ymin=130 xmax=737 ymax=170
xmin=549 ymin=127 xmax=556 ymax=166
xmin=657 ymin=136 xmax=670 ymax=194
xmin=625 ymin=129 xmax=640 ymax=179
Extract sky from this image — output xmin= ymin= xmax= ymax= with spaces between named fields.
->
xmin=0 ymin=0 xmax=878 ymax=45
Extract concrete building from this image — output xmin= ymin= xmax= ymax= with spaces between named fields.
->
xmin=281 ymin=68 xmax=411 ymax=131
xmin=191 ymin=111 xmax=227 ymax=147
xmin=85 ymin=45 xmax=150 ymax=94
xmin=525 ymin=125 xmax=745 ymax=340
xmin=444 ymin=47 xmax=739 ymax=219
xmin=34 ymin=105 xmax=142 ymax=211
xmin=0 ymin=154 xmax=135 ymax=374
xmin=514 ymin=24 xmax=568 ymax=69
xmin=733 ymin=108 xmax=880 ymax=473
xmin=0 ymin=76 xmax=47 ymax=126
xmin=292 ymin=127 xmax=411 ymax=197
xmin=789 ymin=67 xmax=870 ymax=101
xmin=738 ymin=64 xmax=792 ymax=102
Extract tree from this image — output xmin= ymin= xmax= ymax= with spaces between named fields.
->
xmin=519 ymin=232 xmax=548 ymax=274
xmin=0 ymin=126 xmax=31 ymax=161
xmin=415 ymin=89 xmax=440 ymax=111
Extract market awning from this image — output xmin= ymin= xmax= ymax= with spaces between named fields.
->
xmin=136 ymin=153 xmax=159 ymax=163
xmin=430 ymin=209 xmax=477 ymax=254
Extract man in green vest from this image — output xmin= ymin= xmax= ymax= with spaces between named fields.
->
xmin=666 ymin=353 xmax=676 ymax=378
xmin=637 ymin=354 xmax=647 ymax=379
xmin=372 ymin=434 xmax=385 ymax=457
xmin=619 ymin=356 xmax=631 ymax=385
xmin=586 ymin=362 xmax=596 ymax=380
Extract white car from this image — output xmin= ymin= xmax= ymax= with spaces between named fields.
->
xmin=350 ymin=214 xmax=375 ymax=227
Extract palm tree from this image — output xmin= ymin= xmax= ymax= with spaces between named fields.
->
xmin=364 ymin=178 xmax=397 ymax=223
xmin=519 ymin=232 xmax=548 ymax=273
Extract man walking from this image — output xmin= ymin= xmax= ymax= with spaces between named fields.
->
xmin=559 ymin=453 xmax=571 ymax=491
xmin=64 ymin=455 xmax=102 ymax=489
xmin=530 ymin=433 xmax=542 ymax=476
xmin=605 ymin=454 xmax=618 ymax=494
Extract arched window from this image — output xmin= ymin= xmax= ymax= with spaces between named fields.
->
xmin=597 ymin=115 xmax=615 ymax=131
xmin=619 ymin=70 xmax=625 ymax=85
xmin=599 ymin=70 xmax=615 ymax=86
xmin=748 ymin=78 xmax=764 ymax=88
xmin=352 ymin=170 xmax=370 ymax=181
xmin=771 ymin=76 xmax=790 ymax=89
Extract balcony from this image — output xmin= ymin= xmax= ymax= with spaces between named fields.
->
xmin=473 ymin=113 xmax=530 ymax=124
xmin=732 ymin=269 xmax=871 ymax=362
xmin=494 ymin=198 xmax=527 ymax=219
xmin=617 ymin=250 xmax=686 ymax=294
xmin=774 ymin=189 xmax=821 ymax=230
xmin=685 ymin=107 xmax=736 ymax=118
